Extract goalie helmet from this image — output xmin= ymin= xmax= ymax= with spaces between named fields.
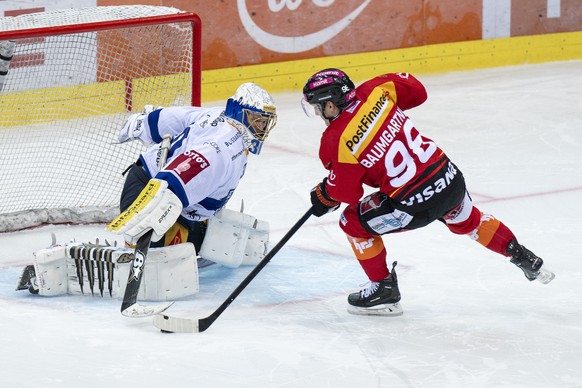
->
xmin=224 ymin=83 xmax=277 ymax=155
xmin=301 ymin=68 xmax=356 ymax=118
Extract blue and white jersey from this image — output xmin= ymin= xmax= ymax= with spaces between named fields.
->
xmin=137 ymin=106 xmax=248 ymax=223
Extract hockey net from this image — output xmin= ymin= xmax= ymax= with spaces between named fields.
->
xmin=0 ymin=6 xmax=201 ymax=232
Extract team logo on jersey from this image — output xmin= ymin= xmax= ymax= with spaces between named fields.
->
xmin=400 ymin=162 xmax=458 ymax=207
xmin=166 ymin=150 xmax=210 ymax=185
xmin=359 ymin=192 xmax=388 ymax=215
xmin=343 ymin=90 xmax=388 ymax=153
xmin=225 ymin=131 xmax=242 ymax=147
xmin=443 ymin=200 xmax=465 ymax=221
xmin=367 ymin=211 xmax=412 ymax=234
xmin=338 ymin=81 xmax=397 ymax=164
xmin=204 ymin=141 xmax=221 ymax=154
xmin=359 ymin=108 xmax=407 ymax=169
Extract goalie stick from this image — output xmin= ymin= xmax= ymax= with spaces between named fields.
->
xmin=121 ymin=135 xmax=174 ymax=318
xmin=153 ymin=206 xmax=314 ymax=333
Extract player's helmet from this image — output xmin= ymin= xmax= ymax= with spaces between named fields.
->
xmin=302 ymin=68 xmax=355 ymax=118
xmin=225 ymin=82 xmax=277 ymax=155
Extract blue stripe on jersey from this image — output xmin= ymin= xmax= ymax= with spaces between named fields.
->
xmin=156 ymin=171 xmax=189 ymax=207
xmin=138 ymin=155 xmax=153 ymax=178
xmin=147 ymin=109 xmax=163 ymax=144
xmin=199 ymin=191 xmax=233 ymax=211
xmin=155 ymin=172 xmax=234 ymax=212
xmin=170 ymin=127 xmax=190 ymax=151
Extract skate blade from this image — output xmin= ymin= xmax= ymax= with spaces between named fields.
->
xmin=15 ymin=265 xmax=35 ymax=291
xmin=536 ymin=267 xmax=555 ymax=285
xmin=347 ymin=302 xmax=403 ymax=316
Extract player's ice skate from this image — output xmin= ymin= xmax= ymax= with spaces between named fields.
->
xmin=535 ymin=267 xmax=556 ymax=284
xmin=347 ymin=261 xmax=403 ymax=316
xmin=506 ymin=239 xmax=555 ymax=284
xmin=347 ymin=301 xmax=403 ymax=316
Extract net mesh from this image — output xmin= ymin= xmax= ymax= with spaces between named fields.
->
xmin=0 ymin=6 xmax=198 ymax=232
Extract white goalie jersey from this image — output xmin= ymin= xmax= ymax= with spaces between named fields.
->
xmin=137 ymin=106 xmax=249 ymax=223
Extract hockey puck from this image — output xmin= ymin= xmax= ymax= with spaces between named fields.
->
xmin=160 ymin=329 xmax=174 ymax=334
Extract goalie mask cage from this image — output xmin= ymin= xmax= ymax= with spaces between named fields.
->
xmin=0 ymin=6 xmax=201 ymax=232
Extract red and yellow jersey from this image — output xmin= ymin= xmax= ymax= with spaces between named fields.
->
xmin=319 ymin=73 xmax=450 ymax=211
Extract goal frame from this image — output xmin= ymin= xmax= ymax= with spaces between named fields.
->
xmin=0 ymin=8 xmax=202 ymax=232
xmin=0 ymin=12 xmax=201 ymax=107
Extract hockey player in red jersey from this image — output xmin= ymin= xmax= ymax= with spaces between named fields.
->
xmin=302 ymin=68 xmax=554 ymax=316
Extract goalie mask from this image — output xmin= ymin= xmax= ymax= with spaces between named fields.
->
xmin=301 ymin=68 xmax=356 ymax=119
xmin=225 ymin=82 xmax=277 ymax=155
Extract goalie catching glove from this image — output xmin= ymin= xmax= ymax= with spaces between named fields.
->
xmin=310 ymin=178 xmax=341 ymax=217
xmin=107 ymin=178 xmax=183 ymax=245
xmin=118 ymin=105 xmax=161 ymax=144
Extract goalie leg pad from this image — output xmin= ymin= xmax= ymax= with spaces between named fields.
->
xmin=242 ymin=218 xmax=269 ymax=266
xmin=138 ymin=243 xmax=199 ymax=301
xmin=26 ymin=242 xmax=199 ymax=301
xmin=68 ymin=243 xmax=199 ymax=301
xmin=32 ymin=245 xmax=68 ymax=296
xmin=199 ymin=208 xmax=269 ymax=268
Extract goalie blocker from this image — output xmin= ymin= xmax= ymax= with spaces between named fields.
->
xmin=16 ymin=208 xmax=270 ymax=300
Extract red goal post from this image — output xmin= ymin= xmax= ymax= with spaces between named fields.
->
xmin=0 ymin=6 xmax=201 ymax=232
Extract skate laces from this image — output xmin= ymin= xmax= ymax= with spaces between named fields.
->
xmin=359 ymin=281 xmax=380 ymax=298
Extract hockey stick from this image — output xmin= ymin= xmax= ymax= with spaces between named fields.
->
xmin=153 ymin=206 xmax=314 ymax=333
xmin=121 ymin=135 xmax=174 ymax=317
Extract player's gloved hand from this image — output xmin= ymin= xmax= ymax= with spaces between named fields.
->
xmin=118 ymin=105 xmax=162 ymax=144
xmin=118 ymin=112 xmax=146 ymax=143
xmin=107 ymin=178 xmax=183 ymax=245
xmin=310 ymin=178 xmax=341 ymax=217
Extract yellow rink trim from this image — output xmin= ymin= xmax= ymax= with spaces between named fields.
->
xmin=202 ymin=30 xmax=582 ymax=102
xmin=0 ymin=73 xmax=190 ymax=127
xmin=2 ymin=31 xmax=580 ymax=121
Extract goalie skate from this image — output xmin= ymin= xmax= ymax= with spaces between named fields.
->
xmin=15 ymin=264 xmax=38 ymax=294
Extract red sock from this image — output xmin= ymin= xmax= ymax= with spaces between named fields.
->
xmin=469 ymin=213 xmax=516 ymax=256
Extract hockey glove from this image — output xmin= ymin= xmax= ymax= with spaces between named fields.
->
xmin=107 ymin=179 xmax=183 ymax=245
xmin=310 ymin=178 xmax=341 ymax=217
xmin=118 ymin=105 xmax=161 ymax=144
xmin=118 ymin=112 xmax=146 ymax=144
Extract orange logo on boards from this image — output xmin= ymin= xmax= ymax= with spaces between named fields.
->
xmin=238 ymin=0 xmax=372 ymax=53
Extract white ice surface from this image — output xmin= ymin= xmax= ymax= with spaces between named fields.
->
xmin=1 ymin=61 xmax=581 ymax=388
